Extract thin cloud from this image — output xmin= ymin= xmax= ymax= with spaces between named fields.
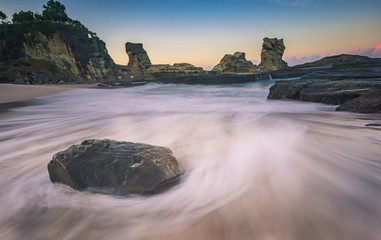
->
xmin=284 ymin=55 xmax=321 ymax=66
xmin=349 ymin=42 xmax=381 ymax=58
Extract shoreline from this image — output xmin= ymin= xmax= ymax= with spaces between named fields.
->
xmin=0 ymin=83 xmax=98 ymax=104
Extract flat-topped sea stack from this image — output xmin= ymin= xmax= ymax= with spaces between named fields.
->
xmin=125 ymin=42 xmax=152 ymax=78
xmin=258 ymin=37 xmax=288 ymax=71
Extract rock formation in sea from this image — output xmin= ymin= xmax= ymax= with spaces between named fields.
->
xmin=258 ymin=37 xmax=288 ymax=71
xmin=125 ymin=42 xmax=207 ymax=79
xmin=125 ymin=42 xmax=152 ymax=78
xmin=48 ymin=139 xmax=181 ymax=195
xmin=211 ymin=38 xmax=288 ymax=73
xmin=267 ymin=54 xmax=381 ymax=113
xmin=212 ymin=52 xmax=256 ymax=73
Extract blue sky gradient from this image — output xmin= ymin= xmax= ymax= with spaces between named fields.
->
xmin=1 ymin=0 xmax=381 ymax=68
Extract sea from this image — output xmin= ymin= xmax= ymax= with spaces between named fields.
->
xmin=0 ymin=80 xmax=380 ymax=240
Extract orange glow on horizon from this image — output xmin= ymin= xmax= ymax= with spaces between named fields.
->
xmin=374 ymin=42 xmax=381 ymax=54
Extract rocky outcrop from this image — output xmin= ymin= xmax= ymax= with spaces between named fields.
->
xmin=270 ymin=54 xmax=381 ymax=79
xmin=146 ymin=63 xmax=207 ymax=79
xmin=173 ymin=63 xmax=206 ymax=74
xmin=0 ymin=24 xmax=124 ymax=83
xmin=258 ymin=37 xmax=288 ymax=71
xmin=293 ymin=54 xmax=375 ymax=69
xmin=336 ymin=90 xmax=381 ymax=113
xmin=268 ymin=76 xmax=381 ymax=113
xmin=124 ymin=42 xmax=207 ymax=79
xmin=48 ymin=139 xmax=181 ymax=195
xmin=125 ymin=42 xmax=152 ymax=78
xmin=212 ymin=52 xmax=256 ymax=73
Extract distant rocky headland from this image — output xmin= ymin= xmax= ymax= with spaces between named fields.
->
xmin=1 ymin=1 xmax=381 ymax=113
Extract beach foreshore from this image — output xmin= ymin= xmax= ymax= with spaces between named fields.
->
xmin=0 ymin=84 xmax=98 ymax=104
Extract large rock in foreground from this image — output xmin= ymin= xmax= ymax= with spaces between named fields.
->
xmin=48 ymin=139 xmax=180 ymax=195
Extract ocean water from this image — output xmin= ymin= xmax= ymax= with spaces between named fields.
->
xmin=0 ymin=80 xmax=380 ymax=240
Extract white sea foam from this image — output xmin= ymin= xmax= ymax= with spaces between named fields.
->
xmin=0 ymin=81 xmax=380 ymax=240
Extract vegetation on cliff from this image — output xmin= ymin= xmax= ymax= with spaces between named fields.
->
xmin=0 ymin=1 xmax=123 ymax=84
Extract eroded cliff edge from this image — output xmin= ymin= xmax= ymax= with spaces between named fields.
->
xmin=0 ymin=23 xmax=126 ymax=84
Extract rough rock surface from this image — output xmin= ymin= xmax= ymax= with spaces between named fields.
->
xmin=0 ymin=25 xmax=124 ymax=83
xmin=212 ymin=52 xmax=256 ymax=73
xmin=48 ymin=139 xmax=180 ymax=195
xmin=125 ymin=42 xmax=152 ymax=78
xmin=146 ymin=63 xmax=207 ymax=79
xmin=268 ymin=77 xmax=381 ymax=113
xmin=173 ymin=63 xmax=206 ymax=75
xmin=258 ymin=37 xmax=288 ymax=71
xmin=336 ymin=90 xmax=381 ymax=113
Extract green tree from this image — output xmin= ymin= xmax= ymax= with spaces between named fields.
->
xmin=0 ymin=10 xmax=7 ymax=23
xmin=42 ymin=0 xmax=69 ymax=23
xmin=12 ymin=11 xmax=35 ymax=23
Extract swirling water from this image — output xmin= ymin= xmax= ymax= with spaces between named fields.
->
xmin=0 ymin=80 xmax=380 ymax=240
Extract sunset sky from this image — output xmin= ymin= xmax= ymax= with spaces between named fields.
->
xmin=1 ymin=0 xmax=381 ymax=69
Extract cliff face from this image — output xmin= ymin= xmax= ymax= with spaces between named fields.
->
xmin=0 ymin=24 xmax=124 ymax=84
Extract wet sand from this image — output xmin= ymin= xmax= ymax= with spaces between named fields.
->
xmin=0 ymin=84 xmax=98 ymax=113
xmin=0 ymin=84 xmax=98 ymax=104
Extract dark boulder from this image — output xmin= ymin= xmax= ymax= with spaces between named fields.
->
xmin=336 ymin=90 xmax=381 ymax=113
xmin=268 ymin=78 xmax=381 ymax=113
xmin=48 ymin=139 xmax=180 ymax=195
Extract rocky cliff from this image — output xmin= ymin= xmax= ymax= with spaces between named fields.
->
xmin=0 ymin=23 xmax=124 ymax=84
xmin=258 ymin=37 xmax=288 ymax=71
xmin=212 ymin=52 xmax=256 ymax=73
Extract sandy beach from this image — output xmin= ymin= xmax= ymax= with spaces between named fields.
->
xmin=0 ymin=84 xmax=97 ymax=104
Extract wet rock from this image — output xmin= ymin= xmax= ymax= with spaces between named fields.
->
xmin=268 ymin=78 xmax=381 ymax=113
xmin=48 ymin=139 xmax=180 ymax=195
xmin=336 ymin=90 xmax=381 ymax=113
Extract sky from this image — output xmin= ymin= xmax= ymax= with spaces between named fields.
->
xmin=1 ymin=0 xmax=381 ymax=69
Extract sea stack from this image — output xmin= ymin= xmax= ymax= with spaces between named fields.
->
xmin=125 ymin=42 xmax=152 ymax=77
xmin=258 ymin=37 xmax=288 ymax=71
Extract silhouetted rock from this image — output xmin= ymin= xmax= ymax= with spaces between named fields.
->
xmin=48 ymin=139 xmax=180 ymax=195
xmin=258 ymin=37 xmax=288 ymax=71
xmin=212 ymin=52 xmax=256 ymax=73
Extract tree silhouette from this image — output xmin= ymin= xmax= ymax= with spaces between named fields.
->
xmin=0 ymin=10 xmax=7 ymax=23
xmin=12 ymin=11 xmax=35 ymax=23
xmin=42 ymin=0 xmax=69 ymax=23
